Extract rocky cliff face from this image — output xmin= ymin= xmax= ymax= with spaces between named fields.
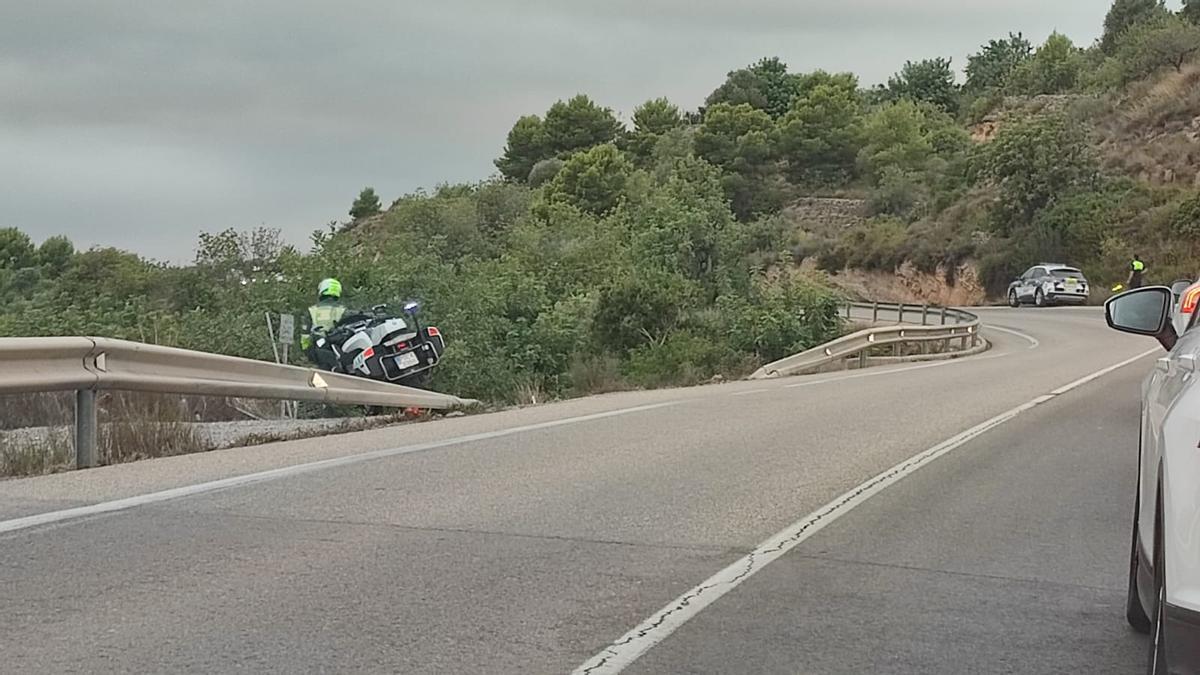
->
xmin=811 ymin=260 xmax=988 ymax=307
xmin=783 ymin=198 xmax=868 ymax=235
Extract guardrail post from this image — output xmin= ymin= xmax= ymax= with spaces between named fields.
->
xmin=872 ymin=301 xmax=878 ymax=323
xmin=940 ymin=307 xmax=947 ymax=325
xmin=893 ymin=342 xmax=901 ymax=357
xmin=921 ymin=304 xmax=929 ymax=326
xmin=75 ymin=389 xmax=98 ymax=469
xmin=845 ymin=303 xmax=851 ymax=319
xmin=858 ymin=350 xmax=867 ymax=369
xmin=897 ymin=305 xmax=904 ymax=324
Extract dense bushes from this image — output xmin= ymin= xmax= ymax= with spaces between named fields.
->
xmin=0 ymin=158 xmax=843 ymax=405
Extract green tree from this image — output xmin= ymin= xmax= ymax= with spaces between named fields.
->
xmin=543 ymin=144 xmax=634 ymax=216
xmin=1174 ymin=192 xmax=1200 ymax=239
xmin=965 ymin=33 xmax=1034 ymax=92
xmin=694 ymin=103 xmax=781 ymax=220
xmin=884 ymin=58 xmax=959 ymax=113
xmin=349 ymin=187 xmax=382 ymax=220
xmin=982 ymin=113 xmax=1099 ymax=232
xmin=857 ymin=100 xmax=934 ymax=180
xmin=592 ymin=270 xmax=692 ymax=352
xmin=1116 ymin=13 xmax=1200 ymax=79
xmin=706 ymin=69 xmax=769 ymax=112
xmin=1007 ymin=33 xmax=1084 ymax=94
xmin=0 ymin=228 xmax=35 ymax=270
xmin=495 ymin=115 xmax=548 ymax=181
xmin=527 ymin=158 xmax=564 ymax=188
xmin=778 ymin=83 xmax=864 ymax=184
xmin=707 ymin=57 xmax=801 ymax=118
xmin=542 ymin=95 xmax=624 ymax=156
xmin=1101 ymin=0 xmax=1167 ymax=53
xmin=36 ymin=236 xmax=75 ymax=275
xmin=626 ymin=98 xmax=685 ymax=160
xmin=793 ymin=70 xmax=859 ymax=99
xmin=1184 ymin=0 xmax=1200 ymax=24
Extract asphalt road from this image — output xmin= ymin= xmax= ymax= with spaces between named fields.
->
xmin=0 ymin=306 xmax=1159 ymax=673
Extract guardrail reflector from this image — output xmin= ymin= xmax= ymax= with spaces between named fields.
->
xmin=310 ymin=372 xmax=328 ymax=389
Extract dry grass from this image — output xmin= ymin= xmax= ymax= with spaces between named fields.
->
xmin=1 ymin=392 xmax=207 ymax=477
xmin=1118 ymin=63 xmax=1200 ymax=134
xmin=1093 ymin=63 xmax=1200 ymax=187
xmin=567 ymin=354 xmax=627 ymax=397
xmin=0 ymin=393 xmax=73 ymax=430
xmin=0 ymin=428 xmax=73 ymax=477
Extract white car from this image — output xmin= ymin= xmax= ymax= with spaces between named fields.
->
xmin=1007 ymin=264 xmax=1090 ymax=307
xmin=1106 ymin=286 xmax=1200 ymax=674
xmin=1171 ymin=279 xmax=1200 ymax=337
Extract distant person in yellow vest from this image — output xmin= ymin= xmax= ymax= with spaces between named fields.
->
xmin=302 ymin=278 xmax=348 ymax=368
xmin=1129 ymin=256 xmax=1147 ymax=289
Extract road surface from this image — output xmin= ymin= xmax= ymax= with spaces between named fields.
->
xmin=0 ymin=307 xmax=1157 ymax=673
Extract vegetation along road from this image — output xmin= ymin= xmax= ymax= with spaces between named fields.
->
xmin=0 ymin=308 xmax=1160 ymax=673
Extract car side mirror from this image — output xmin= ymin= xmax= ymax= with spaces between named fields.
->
xmin=1105 ymin=286 xmax=1178 ymax=351
xmin=403 ymin=300 xmax=420 ymax=316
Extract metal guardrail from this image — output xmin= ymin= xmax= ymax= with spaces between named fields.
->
xmin=0 ymin=337 xmax=477 ymax=469
xmin=749 ymin=301 xmax=982 ymax=380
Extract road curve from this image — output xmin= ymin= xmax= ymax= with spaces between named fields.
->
xmin=0 ymin=306 xmax=1156 ymax=673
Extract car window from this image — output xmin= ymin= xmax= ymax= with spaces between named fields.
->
xmin=1049 ymin=268 xmax=1083 ymax=279
xmin=1033 ymin=267 xmax=1048 ymax=278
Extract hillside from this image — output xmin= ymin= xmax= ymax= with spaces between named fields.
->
xmin=2 ymin=0 xmax=1200 ymax=406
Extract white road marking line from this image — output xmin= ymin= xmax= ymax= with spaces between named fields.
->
xmin=983 ymin=324 xmax=1041 ymax=350
xmin=730 ymin=389 xmax=770 ymax=397
xmin=1050 ymin=348 xmax=1159 ymax=395
xmin=0 ymin=401 xmax=679 ymax=537
xmin=572 ymin=347 xmax=1159 ymax=675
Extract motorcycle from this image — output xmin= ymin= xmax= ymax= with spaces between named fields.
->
xmin=310 ymin=301 xmax=445 ymax=388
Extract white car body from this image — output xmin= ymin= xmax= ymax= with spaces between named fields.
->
xmin=1108 ymin=286 xmax=1200 ymax=673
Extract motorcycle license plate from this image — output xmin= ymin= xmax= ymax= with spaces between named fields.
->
xmin=395 ymin=352 xmax=420 ymax=369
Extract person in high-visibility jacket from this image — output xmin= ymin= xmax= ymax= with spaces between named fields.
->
xmin=302 ymin=278 xmax=348 ymax=368
xmin=1129 ymin=256 xmax=1147 ymax=289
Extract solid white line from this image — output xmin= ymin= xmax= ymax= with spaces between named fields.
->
xmin=1050 ymin=348 xmax=1159 ymax=395
xmin=572 ymin=347 xmax=1159 ymax=675
xmin=0 ymin=401 xmax=679 ymax=537
xmin=730 ymin=389 xmax=770 ymax=397
xmin=983 ymin=324 xmax=1041 ymax=350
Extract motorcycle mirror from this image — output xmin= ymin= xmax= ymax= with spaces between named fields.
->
xmin=403 ymin=300 xmax=420 ymax=315
xmin=372 ymin=304 xmax=388 ymax=313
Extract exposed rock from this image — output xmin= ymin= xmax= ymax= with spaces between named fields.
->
xmin=822 ymin=261 xmax=988 ymax=307
xmin=783 ymin=197 xmax=868 ymax=233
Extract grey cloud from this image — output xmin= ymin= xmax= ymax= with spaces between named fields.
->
xmin=2 ymin=0 xmax=1112 ymax=259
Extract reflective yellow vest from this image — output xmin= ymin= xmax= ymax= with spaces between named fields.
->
xmin=308 ymin=303 xmax=347 ymax=332
xmin=301 ymin=302 xmax=347 ymax=351
xmin=1131 ymin=260 xmax=1146 ymax=272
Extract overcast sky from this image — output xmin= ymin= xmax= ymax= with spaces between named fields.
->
xmin=2 ymin=1 xmax=1128 ymax=260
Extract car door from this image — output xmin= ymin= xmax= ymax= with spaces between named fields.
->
xmin=1139 ymin=313 xmax=1200 ymax=558
xmin=1021 ymin=267 xmax=1044 ymax=301
xmin=1016 ymin=267 xmax=1037 ymax=301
